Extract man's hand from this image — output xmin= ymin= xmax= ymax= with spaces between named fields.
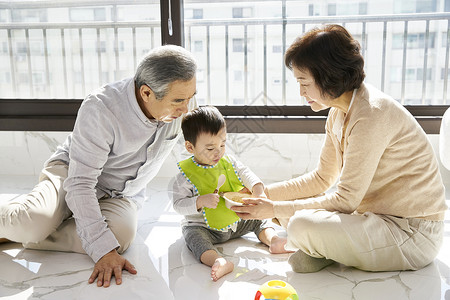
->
xmin=88 ymin=249 xmax=137 ymax=287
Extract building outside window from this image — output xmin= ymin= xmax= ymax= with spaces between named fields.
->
xmin=69 ymin=8 xmax=106 ymax=22
xmin=232 ymin=7 xmax=252 ymax=18
xmin=186 ymin=8 xmax=203 ymax=19
xmin=0 ymin=0 xmax=448 ymax=106
xmin=193 ymin=40 xmax=203 ymax=52
xmin=233 ymin=38 xmax=244 ymax=52
xmin=272 ymin=45 xmax=282 ymax=53
xmin=11 ymin=9 xmax=47 ymax=22
xmin=328 ymin=4 xmax=337 ymax=16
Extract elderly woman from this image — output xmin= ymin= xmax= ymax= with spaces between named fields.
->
xmin=232 ymin=24 xmax=447 ymax=273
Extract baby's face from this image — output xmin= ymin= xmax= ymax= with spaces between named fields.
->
xmin=189 ymin=127 xmax=226 ymax=166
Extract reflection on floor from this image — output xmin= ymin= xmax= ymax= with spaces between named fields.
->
xmin=0 ymin=176 xmax=449 ymax=300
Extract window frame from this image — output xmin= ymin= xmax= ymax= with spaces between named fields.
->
xmin=0 ymin=98 xmax=447 ymax=134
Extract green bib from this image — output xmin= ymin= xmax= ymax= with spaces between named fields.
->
xmin=177 ymin=156 xmax=244 ymax=231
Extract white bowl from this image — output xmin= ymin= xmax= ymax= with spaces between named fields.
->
xmin=223 ymin=195 xmax=245 ymax=209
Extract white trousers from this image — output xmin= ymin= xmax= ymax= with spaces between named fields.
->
xmin=0 ymin=161 xmax=137 ymax=255
xmin=285 ymin=209 xmax=444 ymax=271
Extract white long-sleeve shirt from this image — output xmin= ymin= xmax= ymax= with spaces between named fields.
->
xmin=47 ymin=77 xmax=195 ymax=262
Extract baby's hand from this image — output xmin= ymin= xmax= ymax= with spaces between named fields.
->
xmin=252 ymin=191 xmax=267 ymax=198
xmin=197 ymin=193 xmax=220 ymax=209
xmin=251 ymin=183 xmax=266 ymax=198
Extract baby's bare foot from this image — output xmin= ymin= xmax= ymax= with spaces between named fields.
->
xmin=211 ymin=258 xmax=234 ymax=281
xmin=269 ymin=236 xmax=294 ymax=254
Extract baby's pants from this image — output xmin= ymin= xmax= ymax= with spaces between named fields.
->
xmin=286 ymin=209 xmax=444 ymax=271
xmin=0 ymin=161 xmax=137 ymax=256
xmin=182 ymin=219 xmax=269 ymax=261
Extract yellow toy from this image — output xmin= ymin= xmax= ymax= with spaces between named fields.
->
xmin=254 ymin=280 xmax=299 ymax=300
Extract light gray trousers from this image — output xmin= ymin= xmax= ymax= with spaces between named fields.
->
xmin=0 ymin=161 xmax=137 ymax=256
xmin=285 ymin=209 xmax=444 ymax=271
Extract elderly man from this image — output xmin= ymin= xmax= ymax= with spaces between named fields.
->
xmin=0 ymin=45 xmax=197 ymax=287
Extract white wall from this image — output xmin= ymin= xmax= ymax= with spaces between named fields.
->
xmin=0 ymin=131 xmax=448 ymax=198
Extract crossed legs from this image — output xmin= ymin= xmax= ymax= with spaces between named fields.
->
xmin=286 ymin=209 xmax=443 ymax=272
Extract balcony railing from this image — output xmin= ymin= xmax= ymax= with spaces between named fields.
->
xmin=0 ymin=5 xmax=449 ymax=132
xmin=1 ymin=11 xmax=449 ymax=102
xmin=185 ymin=13 xmax=450 ymax=106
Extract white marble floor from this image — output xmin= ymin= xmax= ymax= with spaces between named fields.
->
xmin=0 ymin=175 xmax=449 ymax=300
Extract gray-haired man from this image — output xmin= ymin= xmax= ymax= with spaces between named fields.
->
xmin=0 ymin=45 xmax=197 ymax=287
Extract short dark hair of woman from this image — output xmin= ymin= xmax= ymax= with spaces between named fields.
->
xmin=182 ymin=106 xmax=226 ymax=146
xmin=284 ymin=24 xmax=365 ymax=99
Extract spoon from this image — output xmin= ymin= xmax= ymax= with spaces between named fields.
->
xmin=214 ymin=174 xmax=226 ymax=193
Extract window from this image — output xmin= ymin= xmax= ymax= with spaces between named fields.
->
xmin=308 ymin=4 xmax=315 ymax=16
xmin=69 ymin=8 xmax=106 ymax=22
xmin=0 ymin=72 xmax=11 ymax=84
xmin=15 ymin=41 xmax=27 ymax=54
xmin=328 ymin=4 xmax=337 ymax=16
xmin=99 ymin=41 xmax=107 ymax=53
xmin=30 ymin=41 xmax=44 ymax=56
xmin=406 ymin=68 xmax=417 ymax=80
xmin=18 ymin=73 xmax=28 ymax=83
xmin=32 ymin=72 xmax=45 ymax=85
xmin=1 ymin=0 xmax=449 ymax=108
xmin=0 ymin=9 xmax=7 ymax=22
xmin=233 ymin=98 xmax=244 ymax=104
xmin=74 ymin=72 xmax=83 ymax=84
xmin=272 ymin=45 xmax=282 ymax=53
xmin=197 ymin=69 xmax=205 ymax=82
xmin=232 ymin=7 xmax=252 ymax=18
xmin=416 ymin=68 xmax=432 ymax=80
xmin=272 ymin=77 xmax=282 ymax=85
xmin=390 ymin=67 xmax=402 ymax=82
xmin=234 ymin=70 xmax=243 ymax=81
xmin=11 ymin=9 xmax=47 ymax=22
xmin=441 ymin=68 xmax=450 ymax=80
xmin=196 ymin=98 xmax=206 ymax=105
xmin=417 ymin=0 xmax=437 ymax=13
xmin=194 ymin=40 xmax=203 ymax=52
xmin=186 ymin=8 xmax=203 ymax=19
xmin=359 ymin=2 xmax=368 ymax=14
xmin=396 ymin=68 xmax=434 ymax=81
xmin=193 ymin=9 xmax=203 ymax=19
xmin=393 ymin=33 xmax=436 ymax=49
xmin=394 ymin=0 xmax=437 ymax=13
xmin=233 ymin=38 xmax=244 ymax=52
xmin=0 ymin=2 xmax=161 ymax=99
xmin=102 ymin=71 xmax=109 ymax=83
xmin=118 ymin=41 xmax=125 ymax=52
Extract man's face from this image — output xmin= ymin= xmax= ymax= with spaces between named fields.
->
xmin=141 ymin=77 xmax=197 ymax=123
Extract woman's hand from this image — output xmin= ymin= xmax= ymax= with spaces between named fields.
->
xmin=231 ymin=197 xmax=275 ymax=220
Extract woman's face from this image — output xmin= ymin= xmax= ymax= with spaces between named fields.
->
xmin=293 ymin=67 xmax=331 ymax=112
